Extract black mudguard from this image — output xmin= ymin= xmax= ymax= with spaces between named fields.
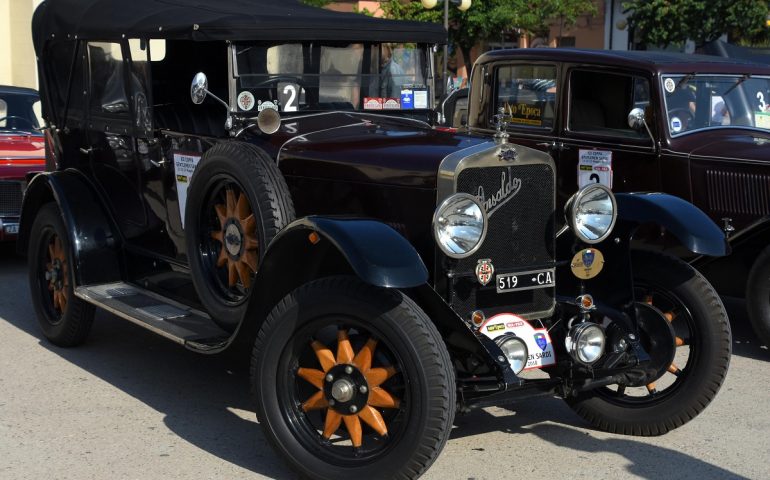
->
xmin=225 ymin=217 xmax=515 ymax=383
xmin=614 ymin=193 xmax=729 ymax=257
xmin=17 ymin=170 xmax=122 ymax=286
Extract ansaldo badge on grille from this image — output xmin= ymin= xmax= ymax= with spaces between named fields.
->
xmin=475 ymin=259 xmax=494 ymax=286
xmin=497 ymin=146 xmax=518 ymax=162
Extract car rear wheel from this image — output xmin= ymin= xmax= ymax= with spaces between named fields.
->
xmin=185 ymin=142 xmax=294 ymax=330
xmin=28 ymin=203 xmax=95 ymax=347
xmin=251 ymin=276 xmax=455 ymax=480
xmin=566 ymin=251 xmax=731 ymax=435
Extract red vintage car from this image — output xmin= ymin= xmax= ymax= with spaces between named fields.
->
xmin=1 ymin=85 xmax=46 ymax=241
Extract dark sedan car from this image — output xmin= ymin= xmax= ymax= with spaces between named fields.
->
xmin=455 ymin=48 xmax=770 ymax=347
xmin=1 ymin=86 xmax=46 ymax=241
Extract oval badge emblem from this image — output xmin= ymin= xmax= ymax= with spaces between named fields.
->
xmin=476 ymin=259 xmax=495 ymax=286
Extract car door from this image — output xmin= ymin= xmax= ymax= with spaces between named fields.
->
xmin=556 ymin=67 xmax=661 ymax=210
xmin=85 ymin=40 xmax=174 ymax=255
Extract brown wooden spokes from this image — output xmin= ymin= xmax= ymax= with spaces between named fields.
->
xmin=45 ymin=234 xmax=69 ymax=314
xmin=640 ymin=291 xmax=687 ymax=397
xmin=210 ymin=188 xmax=259 ymax=289
xmin=296 ymin=329 xmax=400 ymax=448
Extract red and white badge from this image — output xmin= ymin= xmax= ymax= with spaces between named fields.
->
xmin=475 ymin=259 xmax=494 ymax=286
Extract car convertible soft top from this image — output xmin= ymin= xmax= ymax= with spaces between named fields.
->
xmin=32 ymin=0 xmax=447 ymax=52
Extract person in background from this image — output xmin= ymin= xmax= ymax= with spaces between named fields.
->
xmin=380 ymin=44 xmax=404 ymax=98
xmin=711 ymin=100 xmax=730 ymax=125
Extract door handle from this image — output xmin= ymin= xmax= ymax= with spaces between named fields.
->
xmin=149 ymin=158 xmax=166 ymax=167
xmin=79 ymin=147 xmax=94 ymax=155
xmin=536 ymin=141 xmax=557 ymax=150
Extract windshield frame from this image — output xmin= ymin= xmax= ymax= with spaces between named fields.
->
xmin=230 ymin=41 xmax=435 ymax=116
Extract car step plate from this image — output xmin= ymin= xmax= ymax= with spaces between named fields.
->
xmin=75 ymin=282 xmax=229 ymax=349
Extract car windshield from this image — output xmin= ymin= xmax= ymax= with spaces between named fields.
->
xmin=662 ymin=74 xmax=770 ymax=136
xmin=0 ymin=91 xmax=43 ymax=135
xmin=234 ymin=42 xmax=431 ymax=114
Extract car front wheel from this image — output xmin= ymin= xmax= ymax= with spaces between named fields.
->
xmin=251 ymin=277 xmax=455 ymax=479
xmin=566 ymin=251 xmax=731 ymax=435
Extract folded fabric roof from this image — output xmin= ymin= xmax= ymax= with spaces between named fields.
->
xmin=32 ymin=0 xmax=447 ymax=52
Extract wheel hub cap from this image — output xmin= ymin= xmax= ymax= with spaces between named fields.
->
xmin=295 ymin=329 xmax=401 ymax=447
xmin=331 ymin=379 xmax=355 ymax=403
xmin=224 ymin=222 xmax=242 ymax=257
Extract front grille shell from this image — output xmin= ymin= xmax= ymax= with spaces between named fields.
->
xmin=0 ymin=181 xmax=23 ymax=217
xmin=436 ymin=140 xmax=556 ymax=321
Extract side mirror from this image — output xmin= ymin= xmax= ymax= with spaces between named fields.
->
xmin=191 ymin=72 xmax=208 ymax=105
xmin=627 ymin=107 xmax=646 ymax=130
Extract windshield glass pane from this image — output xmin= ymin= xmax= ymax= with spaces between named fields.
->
xmin=0 ymin=92 xmax=42 ymax=134
xmin=235 ymin=42 xmax=430 ymax=113
xmin=662 ymin=74 xmax=770 ymax=136
xmin=493 ymin=65 xmax=557 ymax=130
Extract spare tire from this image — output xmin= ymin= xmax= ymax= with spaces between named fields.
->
xmin=185 ymin=142 xmax=295 ymax=330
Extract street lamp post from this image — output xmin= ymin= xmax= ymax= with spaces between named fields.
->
xmin=421 ymin=0 xmax=471 ymax=96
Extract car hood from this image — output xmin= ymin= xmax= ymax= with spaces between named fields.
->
xmin=0 ymin=133 xmax=46 ymax=179
xmin=685 ymin=129 xmax=770 ymax=162
xmin=266 ymin=112 xmax=487 ymax=189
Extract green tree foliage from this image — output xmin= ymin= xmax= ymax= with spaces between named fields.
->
xmin=623 ymin=0 xmax=770 ymax=48
xmin=378 ymin=0 xmax=595 ymax=75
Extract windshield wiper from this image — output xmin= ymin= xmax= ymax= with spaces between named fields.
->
xmin=721 ymin=74 xmax=751 ymax=97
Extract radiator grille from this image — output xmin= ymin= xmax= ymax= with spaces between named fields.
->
xmin=706 ymin=170 xmax=770 ymax=216
xmin=449 ymin=163 xmax=555 ymax=319
xmin=0 ymin=181 xmax=23 ymax=217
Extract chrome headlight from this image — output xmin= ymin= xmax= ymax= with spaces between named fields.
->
xmin=565 ymin=323 xmax=606 ymax=365
xmin=566 ymin=184 xmax=617 ymax=244
xmin=433 ymin=193 xmax=487 ymax=258
xmin=495 ymin=334 xmax=528 ymax=374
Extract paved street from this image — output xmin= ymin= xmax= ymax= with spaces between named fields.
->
xmin=1 ymin=243 xmax=768 ymax=480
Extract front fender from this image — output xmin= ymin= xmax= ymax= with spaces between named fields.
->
xmin=615 ymin=193 xmax=728 ymax=257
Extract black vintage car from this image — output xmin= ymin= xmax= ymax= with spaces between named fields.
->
xmin=24 ymin=1 xmax=731 ymax=478
xmin=448 ymin=48 xmax=770 ymax=347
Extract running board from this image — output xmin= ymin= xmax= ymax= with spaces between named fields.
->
xmin=74 ymin=282 xmax=231 ymax=352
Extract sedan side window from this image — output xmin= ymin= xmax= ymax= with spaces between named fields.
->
xmin=88 ymin=42 xmax=129 ymax=115
xmin=494 ymin=65 xmax=557 ymax=130
xmin=569 ymin=70 xmax=650 ymax=139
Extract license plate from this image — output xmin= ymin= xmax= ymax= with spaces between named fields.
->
xmin=3 ymin=223 xmax=19 ymax=235
xmin=496 ymin=268 xmax=555 ymax=293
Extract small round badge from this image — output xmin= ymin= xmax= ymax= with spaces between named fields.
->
xmin=570 ymin=248 xmax=605 ymax=280
xmin=664 ymin=78 xmax=676 ymax=93
xmin=237 ymin=91 xmax=255 ymax=111
xmin=670 ymin=117 xmax=682 ymax=133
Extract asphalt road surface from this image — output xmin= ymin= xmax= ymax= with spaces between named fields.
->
xmin=1 ymin=243 xmax=768 ymax=480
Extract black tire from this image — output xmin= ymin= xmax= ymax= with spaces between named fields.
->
xmin=745 ymin=246 xmax=770 ymax=347
xmin=185 ymin=142 xmax=294 ymax=329
xmin=566 ymin=251 xmax=731 ymax=436
xmin=251 ymin=277 xmax=455 ymax=480
xmin=28 ymin=203 xmax=95 ymax=347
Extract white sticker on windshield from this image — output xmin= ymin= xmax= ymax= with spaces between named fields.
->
xmin=664 ymin=77 xmax=676 ymax=93
xmin=670 ymin=116 xmax=683 ymax=133
xmin=578 ymin=149 xmax=613 ymax=188
xmin=173 ymin=152 xmax=202 ymax=228
xmin=480 ymin=314 xmax=556 ymax=370
xmin=237 ymin=91 xmax=255 ymax=111
xmin=414 ymin=89 xmax=429 ymax=109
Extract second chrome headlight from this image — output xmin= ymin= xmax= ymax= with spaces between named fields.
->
xmin=433 ymin=193 xmax=488 ymax=258
xmin=567 ymin=184 xmax=617 ymax=244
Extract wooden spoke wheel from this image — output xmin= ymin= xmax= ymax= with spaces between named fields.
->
xmin=209 ymin=186 xmax=259 ymax=292
xmin=28 ymin=204 xmax=94 ymax=347
xmin=566 ymin=251 xmax=731 ymax=436
xmin=252 ymin=277 xmax=455 ymax=478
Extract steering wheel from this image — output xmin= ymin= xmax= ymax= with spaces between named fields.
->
xmin=0 ymin=115 xmax=38 ymax=130
xmin=252 ymin=76 xmax=307 ymax=89
xmin=667 ymin=107 xmax=695 ymax=132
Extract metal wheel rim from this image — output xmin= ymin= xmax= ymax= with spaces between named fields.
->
xmin=277 ymin=315 xmax=410 ymax=466
xmin=199 ymin=174 xmax=260 ymax=305
xmin=38 ymin=227 xmax=69 ymax=324
xmin=597 ymin=283 xmax=698 ymax=405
